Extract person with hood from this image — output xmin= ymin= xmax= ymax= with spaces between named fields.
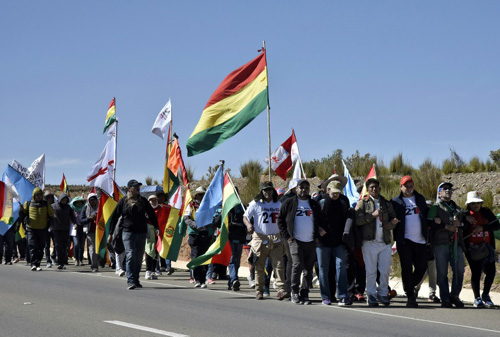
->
xmin=391 ymin=176 xmax=429 ymax=308
xmin=43 ymin=190 xmax=56 ymax=267
xmin=427 ymin=182 xmax=466 ymax=308
xmin=108 ymin=180 xmax=159 ymax=290
xmin=51 ymin=193 xmax=77 ymax=269
xmin=70 ymin=197 xmax=86 ymax=267
xmin=462 ymin=191 xmax=499 ymax=308
xmin=145 ymin=195 xmax=160 ymax=280
xmin=80 ymin=193 xmax=99 ymax=272
xmin=24 ymin=187 xmax=54 ymax=271
xmin=244 ymin=181 xmax=286 ymax=300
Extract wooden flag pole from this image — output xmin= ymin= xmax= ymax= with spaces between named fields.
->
xmin=263 ymin=40 xmax=272 ymax=181
xmin=113 ymin=97 xmax=117 ymax=182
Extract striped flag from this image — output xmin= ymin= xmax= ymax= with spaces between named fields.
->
xmin=60 ymin=173 xmax=69 ymax=196
xmin=265 ymin=130 xmax=299 ymax=180
xmin=0 ymin=181 xmax=14 ymax=225
xmin=95 ymin=183 xmax=123 ymax=259
xmin=103 ymin=98 xmax=116 ymax=134
xmin=186 ymin=49 xmax=269 ymax=156
xmin=187 ymin=172 xmax=240 ymax=269
xmin=163 ymin=124 xmax=180 ymax=200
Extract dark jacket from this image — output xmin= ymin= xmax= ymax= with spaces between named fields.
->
xmin=79 ymin=205 xmax=97 ymax=233
xmin=463 ymin=207 xmax=499 ymax=250
xmin=428 ymin=200 xmax=466 ymax=248
xmin=51 ymin=194 xmax=77 ymax=231
xmin=355 ymin=194 xmax=397 ymax=245
xmin=278 ymin=195 xmax=322 ymax=242
xmin=391 ymin=191 xmax=428 ymax=245
xmin=227 ymin=205 xmax=247 ymax=242
xmin=109 ymin=196 xmax=159 ymax=234
xmin=319 ymin=194 xmax=352 ymax=247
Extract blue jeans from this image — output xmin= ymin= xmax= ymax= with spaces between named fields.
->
xmin=122 ymin=231 xmax=147 ymax=286
xmin=72 ymin=231 xmax=86 ymax=261
xmin=228 ymin=241 xmax=243 ymax=286
xmin=316 ymin=244 xmax=348 ymax=300
xmin=434 ymin=244 xmax=464 ymax=302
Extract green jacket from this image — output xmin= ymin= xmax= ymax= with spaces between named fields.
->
xmin=427 ymin=200 xmax=465 ymax=248
xmin=355 ymin=195 xmax=397 ymax=245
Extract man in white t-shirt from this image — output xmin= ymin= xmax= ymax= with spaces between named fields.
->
xmin=391 ymin=176 xmax=429 ymax=308
xmin=244 ymin=181 xmax=286 ymax=301
xmin=278 ymin=179 xmax=322 ymax=305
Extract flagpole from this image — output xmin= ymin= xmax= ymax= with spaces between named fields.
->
xmin=226 ymin=170 xmax=247 ymax=212
xmin=291 ymin=129 xmax=306 ymax=179
xmin=263 ymin=40 xmax=272 ymax=181
xmin=113 ymin=97 xmax=117 ymax=182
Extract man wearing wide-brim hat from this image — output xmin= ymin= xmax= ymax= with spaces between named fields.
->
xmin=314 ymin=174 xmax=348 ymax=202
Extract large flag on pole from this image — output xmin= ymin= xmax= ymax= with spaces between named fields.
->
xmin=11 ymin=154 xmax=46 ymax=189
xmin=342 ymin=160 xmax=360 ymax=207
xmin=163 ymin=125 xmax=180 ymax=199
xmin=2 ymin=165 xmax=35 ymax=204
xmin=0 ymin=173 xmax=23 ymax=236
xmin=87 ymin=123 xmax=116 ymax=196
xmin=186 ymin=49 xmax=269 ymax=156
xmin=195 ymin=165 xmax=223 ymax=228
xmin=264 ymin=130 xmax=299 ymax=180
xmin=103 ymin=98 xmax=116 ymax=134
xmin=187 ymin=172 xmax=239 ymax=269
xmin=95 ymin=189 xmax=120 ymax=258
xmin=151 ymin=99 xmax=172 ymax=140
xmin=60 ymin=173 xmax=69 ymax=196
xmin=359 ymin=164 xmax=377 ymax=199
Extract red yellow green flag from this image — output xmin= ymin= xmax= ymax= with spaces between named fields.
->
xmin=186 ymin=49 xmax=269 ymax=156
xmin=187 ymin=172 xmax=240 ymax=268
xmin=60 ymin=173 xmax=69 ymax=196
xmin=0 ymin=181 xmax=14 ymax=225
xmin=103 ymin=97 xmax=116 ymax=134
xmin=95 ymin=192 xmax=117 ymax=258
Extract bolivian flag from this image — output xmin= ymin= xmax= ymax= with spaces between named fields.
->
xmin=163 ymin=124 xmax=180 ymax=199
xmin=0 ymin=181 xmax=14 ymax=225
xmin=186 ymin=49 xmax=269 ymax=156
xmin=95 ymin=192 xmax=117 ymax=258
xmin=60 ymin=173 xmax=69 ymax=196
xmin=187 ymin=172 xmax=240 ymax=269
xmin=359 ymin=164 xmax=377 ymax=200
xmin=103 ymin=97 xmax=116 ymax=134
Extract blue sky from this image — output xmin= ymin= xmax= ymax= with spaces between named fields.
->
xmin=1 ymin=1 xmax=499 ymax=185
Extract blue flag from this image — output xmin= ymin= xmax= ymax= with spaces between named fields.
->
xmin=195 ymin=166 xmax=223 ymax=228
xmin=342 ymin=160 xmax=360 ymax=208
xmin=3 ymin=165 xmax=36 ymax=204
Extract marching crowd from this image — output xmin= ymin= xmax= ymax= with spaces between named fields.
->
xmin=1 ymin=175 xmax=499 ymax=309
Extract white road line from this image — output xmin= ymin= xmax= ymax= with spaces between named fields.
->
xmin=331 ymin=306 xmax=500 ymax=334
xmin=104 ymin=320 xmax=189 ymax=337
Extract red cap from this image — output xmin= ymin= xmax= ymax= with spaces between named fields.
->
xmin=400 ymin=175 xmax=413 ymax=186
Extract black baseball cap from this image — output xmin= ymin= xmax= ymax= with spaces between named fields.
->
xmin=127 ymin=179 xmax=142 ymax=188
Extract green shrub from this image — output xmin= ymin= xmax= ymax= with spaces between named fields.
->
xmin=145 ymin=176 xmax=153 ymax=185
xmin=345 ymin=150 xmax=379 ymax=177
xmin=240 ymin=160 xmax=263 ymax=178
xmin=389 ymin=153 xmax=413 ymax=175
xmin=412 ymin=158 xmax=442 ymax=201
xmin=468 ymin=157 xmax=485 ymax=173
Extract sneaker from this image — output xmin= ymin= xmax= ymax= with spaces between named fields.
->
xmin=429 ymin=295 xmax=441 ymax=303
xmin=167 ymin=268 xmax=175 ymax=275
xmin=291 ymin=293 xmax=302 ymax=304
xmin=151 ymin=273 xmax=158 ymax=280
xmin=322 ymin=299 xmax=331 ymax=306
xmin=118 ymin=270 xmax=125 ymax=277
xmin=194 ymin=282 xmax=201 ymax=288
xmin=441 ymin=301 xmax=452 ymax=308
xmin=482 ymin=295 xmax=494 ymax=307
xmin=13 ymin=258 xmax=20 ymax=264
xmin=450 ymin=296 xmax=464 ymax=308
xmin=145 ymin=271 xmax=152 ymax=280
xmin=378 ymin=295 xmax=390 ymax=306
xmin=388 ymin=289 xmax=397 ymax=299
xmin=367 ymin=295 xmax=379 ymax=307
xmin=160 ymin=267 xmax=167 ymax=272
xmin=91 ymin=268 xmax=98 ymax=273
xmin=474 ymin=297 xmax=485 ymax=308
xmin=80 ymin=262 xmax=85 ymax=266
xmin=247 ymin=275 xmax=255 ymax=288
xmin=200 ymin=283 xmax=207 ymax=288
xmin=263 ymin=286 xmax=270 ymax=297
xmin=406 ymin=295 xmax=418 ymax=308
xmin=135 ymin=282 xmax=143 ymax=288
xmin=155 ymin=270 xmax=162 ymax=276
xmin=301 ymin=297 xmax=312 ymax=305
xmin=189 ymin=277 xmax=195 ymax=284
xmin=232 ymin=280 xmax=240 ymax=292
xmin=128 ymin=284 xmax=136 ymax=290
xmin=355 ymin=293 xmax=365 ymax=302
xmin=36 ymin=267 xmax=42 ymax=271
xmin=46 ymin=263 xmax=53 ymax=268
xmin=276 ymin=289 xmax=287 ymax=300
xmin=256 ymin=291 xmax=263 ymax=300
xmin=207 ymin=278 xmax=215 ymax=285
xmin=31 ymin=266 xmax=37 ymax=271
xmin=57 ymin=265 xmax=63 ymax=270
xmin=5 ymin=261 xmax=12 ymax=265
xmin=339 ymin=297 xmax=351 ymax=306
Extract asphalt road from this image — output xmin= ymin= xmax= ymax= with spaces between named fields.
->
xmin=1 ymin=263 xmax=499 ymax=337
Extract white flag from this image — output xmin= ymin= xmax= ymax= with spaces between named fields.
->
xmin=293 ymin=157 xmax=302 ymax=180
xmin=168 ymin=186 xmax=183 ymax=209
xmin=86 ymin=137 xmax=115 ymax=196
xmin=11 ymin=154 xmax=46 ymax=189
xmin=151 ymin=99 xmax=172 ymax=140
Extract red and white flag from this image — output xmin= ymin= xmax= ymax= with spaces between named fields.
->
xmin=359 ymin=164 xmax=377 ymax=199
xmin=264 ymin=130 xmax=300 ymax=180
xmin=86 ymin=123 xmax=116 ymax=196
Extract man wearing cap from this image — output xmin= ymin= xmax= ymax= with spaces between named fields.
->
xmin=185 ymin=186 xmax=214 ymax=288
xmin=109 ymin=180 xmax=159 ymax=290
xmin=317 ymin=178 xmax=354 ymax=306
xmin=356 ymin=178 xmax=399 ymax=306
xmin=24 ymin=187 xmax=55 ymax=271
xmin=244 ymin=181 xmax=286 ymax=300
xmin=392 ymin=175 xmax=429 ymax=307
xmin=427 ymin=182 xmax=466 ymax=308
xmin=278 ymin=179 xmax=322 ymax=305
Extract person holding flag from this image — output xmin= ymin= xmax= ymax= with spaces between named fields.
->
xmin=109 ymin=180 xmax=159 ymax=290
xmin=244 ymin=181 xmax=286 ymax=301
xmin=80 ymin=193 xmax=99 ymax=272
